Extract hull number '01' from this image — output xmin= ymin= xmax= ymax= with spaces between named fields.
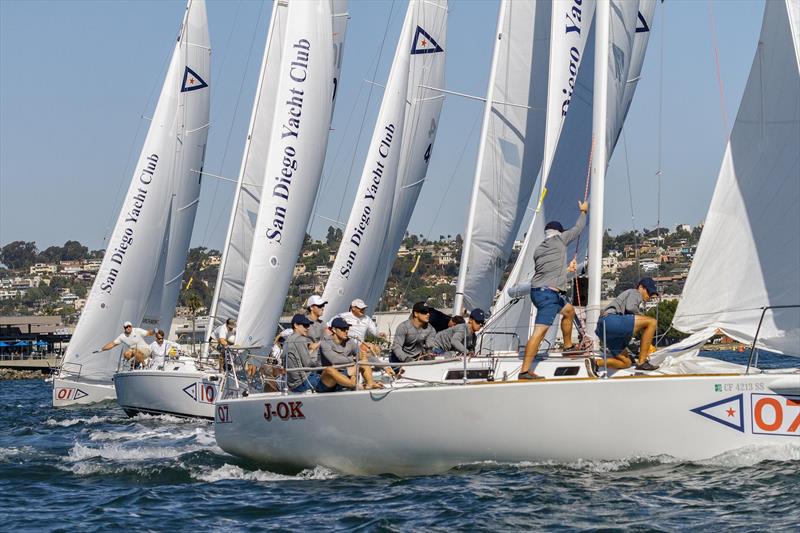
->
xmin=264 ymin=401 xmax=305 ymax=421
xmin=751 ymin=394 xmax=800 ymax=436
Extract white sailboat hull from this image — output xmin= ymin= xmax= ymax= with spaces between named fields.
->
xmin=215 ymin=371 xmax=800 ymax=475
xmin=113 ymin=360 xmax=222 ymax=420
xmin=52 ymin=377 xmax=116 ymax=407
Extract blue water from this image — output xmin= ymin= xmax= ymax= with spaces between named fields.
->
xmin=1 ymin=351 xmax=799 ymax=531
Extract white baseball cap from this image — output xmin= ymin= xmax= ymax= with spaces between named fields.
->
xmin=351 ymin=298 xmax=368 ymax=309
xmin=305 ymin=295 xmax=328 ymax=308
xmin=123 ymin=321 xmax=133 ymax=327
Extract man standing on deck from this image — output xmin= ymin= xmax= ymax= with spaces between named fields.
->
xmin=148 ymin=329 xmax=180 ymax=369
xmin=212 ymin=318 xmax=236 ymax=370
xmin=519 ymin=200 xmax=588 ymax=380
xmin=595 ymin=278 xmax=660 ymax=371
xmin=390 ymin=302 xmax=435 ymax=367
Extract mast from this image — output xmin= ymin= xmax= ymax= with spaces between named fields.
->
xmin=453 ymin=0 xmax=507 ymax=315
xmin=586 ymin=0 xmax=610 ymax=340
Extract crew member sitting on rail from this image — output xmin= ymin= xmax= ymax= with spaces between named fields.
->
xmin=98 ymin=321 xmax=154 ymax=367
xmin=304 ymin=295 xmax=329 ymax=353
xmin=318 ymin=317 xmax=386 ymax=391
xmin=390 ymin=302 xmax=435 ymax=367
xmin=212 ymin=318 xmax=236 ymax=370
xmin=519 ymin=200 xmax=588 ymax=380
xmin=148 ymin=329 xmax=179 ymax=369
xmin=595 ymin=277 xmax=660 ymax=371
xmin=447 ymin=315 xmax=465 ymax=328
xmin=428 ymin=308 xmax=486 ymax=356
xmin=285 ymin=314 xmax=325 ymax=393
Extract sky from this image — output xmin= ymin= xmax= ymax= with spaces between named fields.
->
xmin=0 ymin=0 xmax=766 ymax=252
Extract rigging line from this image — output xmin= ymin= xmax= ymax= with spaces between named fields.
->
xmin=211 ymin=0 xmax=243 ymax=83
xmin=621 ymin=130 xmax=640 ymax=279
xmin=102 ymin=10 xmax=177 ymax=247
xmin=335 ymin=0 xmax=398 ymax=226
xmin=706 ymin=0 xmax=730 ymax=143
xmin=199 ymin=0 xmax=268 ymax=248
xmin=654 ymin=1 xmax=667 ymax=347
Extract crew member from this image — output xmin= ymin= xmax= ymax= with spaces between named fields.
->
xmin=304 ymin=295 xmax=329 ymax=352
xmin=519 ymin=200 xmax=588 ymax=380
xmin=595 ymin=278 xmax=660 ymax=371
xmin=428 ymin=308 xmax=486 ymax=355
xmin=148 ymin=329 xmax=180 ymax=369
xmin=98 ymin=321 xmax=154 ymax=367
xmin=318 ymin=317 xmax=387 ymax=391
xmin=390 ymin=302 xmax=435 ymax=367
xmin=212 ymin=318 xmax=236 ymax=369
xmin=285 ymin=314 xmax=324 ymax=393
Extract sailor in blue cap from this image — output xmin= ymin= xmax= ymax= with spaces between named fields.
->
xmin=427 ymin=308 xmax=487 ymax=355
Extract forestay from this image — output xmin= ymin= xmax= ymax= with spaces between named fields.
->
xmin=454 ymin=0 xmax=552 ymax=314
xmin=60 ymin=0 xmax=211 ymax=383
xmin=237 ymin=0 xmax=336 ymax=352
xmin=673 ymin=0 xmax=800 ymax=355
xmin=323 ymin=0 xmax=447 ymax=317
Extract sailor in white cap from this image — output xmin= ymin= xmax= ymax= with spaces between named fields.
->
xmin=98 ymin=321 xmax=155 ymax=367
xmin=304 ymin=295 xmax=329 ymax=352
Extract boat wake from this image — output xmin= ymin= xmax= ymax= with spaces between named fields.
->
xmin=191 ymin=464 xmax=338 ymax=483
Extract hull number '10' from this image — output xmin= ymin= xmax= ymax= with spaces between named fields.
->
xmin=264 ymin=401 xmax=305 ymax=421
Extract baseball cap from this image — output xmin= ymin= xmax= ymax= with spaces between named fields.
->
xmin=470 ymin=308 xmax=487 ymax=323
xmin=412 ymin=301 xmax=430 ymax=314
xmin=291 ymin=313 xmax=313 ymax=327
xmin=545 ymin=221 xmax=564 ymax=232
xmin=305 ymin=295 xmax=327 ymax=308
xmin=351 ymin=298 xmax=368 ymax=309
xmin=123 ymin=321 xmax=133 ymax=328
xmin=639 ymin=277 xmax=659 ymax=296
xmin=330 ymin=317 xmax=351 ymax=330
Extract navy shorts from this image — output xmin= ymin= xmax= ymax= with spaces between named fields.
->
xmin=531 ymin=288 xmax=566 ymax=326
xmin=290 ymin=372 xmax=325 ymax=393
xmin=596 ymin=314 xmax=635 ymax=356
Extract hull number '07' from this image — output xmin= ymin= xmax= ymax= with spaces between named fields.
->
xmin=751 ymin=393 xmax=800 ymax=436
xmin=264 ymin=401 xmax=305 ymax=421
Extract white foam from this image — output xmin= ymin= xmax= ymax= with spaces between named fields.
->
xmin=700 ymin=443 xmax=800 ymax=467
xmin=44 ymin=415 xmax=118 ymax=427
xmin=66 ymin=441 xmax=206 ymax=463
xmin=191 ymin=464 xmax=338 ymax=482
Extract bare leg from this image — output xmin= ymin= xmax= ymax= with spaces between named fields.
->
xmin=560 ymin=303 xmax=575 ymax=350
xmin=321 ymin=367 xmax=356 ymax=389
xmin=634 ymin=315 xmax=657 ymax=365
xmin=521 ymin=325 xmax=550 ymax=374
xmin=596 ymin=351 xmax=633 ymax=369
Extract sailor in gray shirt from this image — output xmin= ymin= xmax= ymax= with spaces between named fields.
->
xmin=595 ymin=278 xmax=660 ymax=372
xmin=284 ymin=314 xmax=324 ymax=393
xmin=428 ymin=308 xmax=487 ymax=355
xmin=304 ymin=294 xmax=329 ymax=355
xmin=317 ymin=317 xmax=383 ymax=390
xmin=391 ymin=302 xmax=435 ymax=364
xmin=520 ymin=201 xmax=588 ymax=379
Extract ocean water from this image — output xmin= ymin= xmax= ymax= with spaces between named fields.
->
xmin=1 ymin=351 xmax=798 ymax=532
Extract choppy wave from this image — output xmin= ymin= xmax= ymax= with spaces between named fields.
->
xmin=192 ymin=464 xmax=338 ymax=483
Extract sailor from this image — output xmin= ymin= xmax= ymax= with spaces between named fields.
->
xmin=212 ymin=318 xmax=236 ymax=369
xmin=98 ymin=321 xmax=154 ymax=367
xmin=448 ymin=315 xmax=466 ymax=328
xmin=148 ymin=329 xmax=179 ymax=369
xmin=519 ymin=200 xmax=588 ymax=380
xmin=390 ymin=301 xmax=435 ymax=367
xmin=285 ymin=314 xmax=325 ymax=393
xmin=427 ymin=308 xmax=486 ymax=355
xmin=329 ymin=298 xmax=384 ymax=343
xmin=595 ymin=278 xmax=660 ymax=371
xmin=318 ymin=317 xmax=386 ymax=391
xmin=304 ymin=295 xmax=329 ymax=352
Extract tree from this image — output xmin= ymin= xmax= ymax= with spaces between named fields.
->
xmin=1 ymin=241 xmax=38 ymax=270
xmin=646 ymin=299 xmax=687 ymax=343
xmin=325 ymin=225 xmax=343 ymax=248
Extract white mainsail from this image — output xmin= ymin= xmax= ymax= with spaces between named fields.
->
xmin=236 ymin=0 xmax=336 ymax=351
xmin=323 ymin=0 xmax=447 ymax=317
xmin=453 ymin=0 xmax=553 ymax=314
xmin=58 ymin=0 xmax=210 ymax=386
xmin=207 ymin=0 xmax=348 ymax=346
xmin=673 ymin=0 xmax=800 ymax=355
xmin=490 ymin=0 xmax=655 ymax=345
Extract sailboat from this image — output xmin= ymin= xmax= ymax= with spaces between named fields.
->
xmin=53 ymin=0 xmax=211 ymax=407
xmin=322 ymin=0 xmax=447 ymax=316
xmin=113 ymin=0 xmax=349 ymax=420
xmin=214 ymin=0 xmax=799 ymax=475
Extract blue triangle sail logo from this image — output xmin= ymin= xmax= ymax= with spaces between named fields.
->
xmin=411 ymin=26 xmax=443 ymax=55
xmin=183 ymin=383 xmax=197 ymax=401
xmin=181 ymin=66 xmax=208 ymax=92
xmin=690 ymin=394 xmax=745 ymax=433
xmin=635 ymin=11 xmax=650 ymax=33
